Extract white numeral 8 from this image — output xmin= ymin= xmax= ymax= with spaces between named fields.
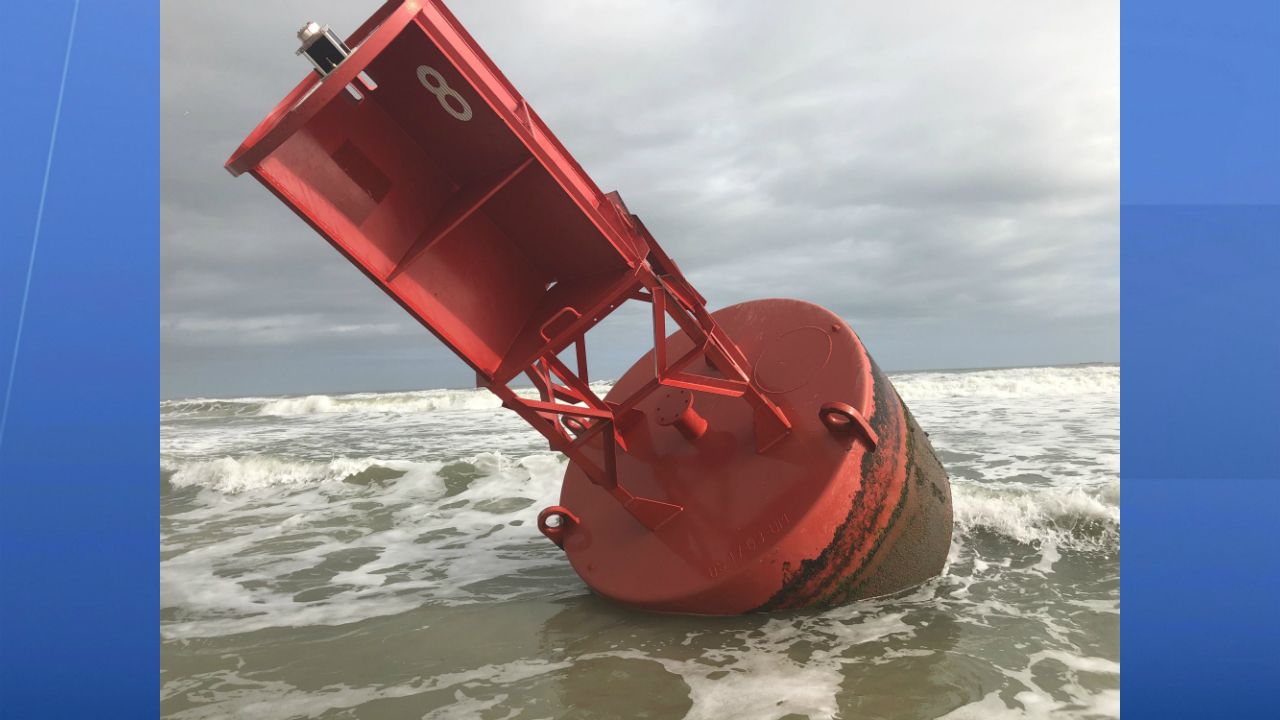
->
xmin=417 ymin=65 xmax=473 ymax=122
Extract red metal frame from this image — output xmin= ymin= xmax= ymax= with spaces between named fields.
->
xmin=480 ymin=199 xmax=792 ymax=529
xmin=226 ymin=0 xmax=792 ymax=532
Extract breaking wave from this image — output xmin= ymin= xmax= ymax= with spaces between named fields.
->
xmin=161 ymin=361 xmax=1119 ymax=714
xmin=158 ymin=397 xmax=268 ymax=418
xmin=162 ymin=384 xmax=614 ymax=418
xmin=161 ymin=364 xmax=1115 ymax=419
xmin=161 ymin=452 xmax=1118 ymax=552
xmin=952 ymin=481 xmax=1119 ymax=552
xmin=158 ymin=389 xmax=510 ymax=418
xmin=893 ymin=364 xmax=1118 ymax=402
xmin=163 ymin=455 xmax=384 ymax=494
xmin=256 ymin=389 xmax=511 ymax=417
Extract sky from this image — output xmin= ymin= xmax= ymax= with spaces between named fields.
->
xmin=161 ymin=0 xmax=1118 ymax=399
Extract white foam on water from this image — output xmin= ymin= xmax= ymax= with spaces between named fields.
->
xmin=159 ymin=396 xmax=271 ymax=418
xmin=952 ymin=480 xmax=1119 ymax=552
xmin=161 ymin=364 xmax=1120 ymax=718
xmin=939 ymin=647 xmax=1121 ymax=720
xmin=163 ymin=447 xmax=1117 ymax=553
xmin=162 ymin=452 xmax=569 ymax=639
xmin=893 ymin=364 xmax=1118 ymax=402
xmin=257 ymin=388 xmax=505 ymax=416
xmin=167 ymin=455 xmax=379 ymax=493
xmin=250 ymin=382 xmax=615 ymax=417
xmin=162 ymin=365 xmax=1118 ymax=419
xmin=163 ymin=381 xmax=618 ymax=419
xmin=571 ymin=608 xmax=916 ymax=720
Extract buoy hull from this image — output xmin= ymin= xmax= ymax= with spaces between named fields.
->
xmin=557 ymin=298 xmax=952 ymax=614
xmin=221 ymin=0 xmax=950 ymax=616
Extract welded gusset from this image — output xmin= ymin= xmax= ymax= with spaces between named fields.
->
xmin=484 ymin=372 xmax=684 ymax=531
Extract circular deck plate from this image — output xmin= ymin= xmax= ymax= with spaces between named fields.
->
xmin=652 ymin=388 xmax=694 ymax=427
xmin=753 ymin=325 xmax=833 ymax=393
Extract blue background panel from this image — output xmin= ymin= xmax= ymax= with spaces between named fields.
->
xmin=1121 ymin=205 xmax=1280 ymax=480
xmin=0 ymin=1 xmax=157 ymax=717
xmin=1121 ymin=0 xmax=1280 ymax=204
xmin=1125 ymin=477 xmax=1280 ymax=717
xmin=0 ymin=0 xmax=1275 ymax=717
xmin=1123 ymin=1 xmax=1280 ymax=718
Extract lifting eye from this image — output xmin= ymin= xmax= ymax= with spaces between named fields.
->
xmin=819 ymin=401 xmax=879 ymax=449
xmin=537 ymin=506 xmax=580 ymax=549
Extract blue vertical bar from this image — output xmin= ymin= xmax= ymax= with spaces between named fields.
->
xmin=0 ymin=2 xmax=158 ymax=717
xmin=1123 ymin=1 xmax=1280 ymax=718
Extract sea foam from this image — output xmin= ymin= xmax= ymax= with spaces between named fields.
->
xmin=161 ymin=365 xmax=1117 ymax=418
xmin=162 ymin=449 xmax=1117 ymax=553
xmin=161 ymin=364 xmax=1120 ymax=718
xmin=894 ymin=364 xmax=1118 ymax=402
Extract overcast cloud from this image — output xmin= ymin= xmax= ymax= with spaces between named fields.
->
xmin=161 ymin=0 xmax=1118 ymax=398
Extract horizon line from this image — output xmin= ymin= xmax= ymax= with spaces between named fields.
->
xmin=160 ymin=360 xmax=1119 ymax=402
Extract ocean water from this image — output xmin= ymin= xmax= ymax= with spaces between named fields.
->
xmin=160 ymin=364 xmax=1119 ymax=719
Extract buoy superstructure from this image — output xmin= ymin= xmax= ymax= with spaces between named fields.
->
xmin=226 ymin=0 xmax=952 ymax=614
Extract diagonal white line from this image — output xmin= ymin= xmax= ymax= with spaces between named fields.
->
xmin=0 ymin=0 xmax=82 ymax=458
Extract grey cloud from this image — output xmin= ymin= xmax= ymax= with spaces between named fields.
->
xmin=161 ymin=0 xmax=1117 ymax=397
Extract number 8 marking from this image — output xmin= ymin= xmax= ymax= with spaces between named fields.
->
xmin=417 ymin=65 xmax=473 ymax=122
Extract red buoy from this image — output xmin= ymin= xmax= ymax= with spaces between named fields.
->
xmin=225 ymin=0 xmax=952 ymax=614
